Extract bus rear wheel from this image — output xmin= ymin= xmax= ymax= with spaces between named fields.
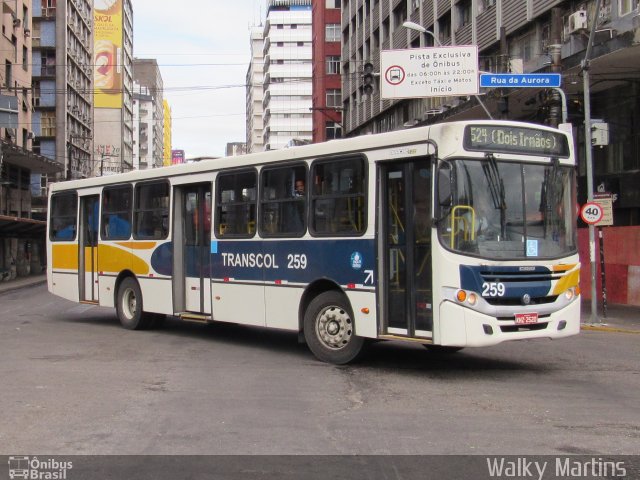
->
xmin=304 ymin=291 xmax=365 ymax=365
xmin=116 ymin=277 xmax=152 ymax=330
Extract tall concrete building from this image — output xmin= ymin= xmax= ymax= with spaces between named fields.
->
xmin=1 ymin=0 xmax=62 ymax=282
xmin=342 ymin=0 xmax=640 ymax=305
xmin=246 ymin=26 xmax=264 ymax=153
xmin=163 ymin=99 xmax=171 ymax=166
xmin=133 ymin=58 xmax=164 ymax=168
xmin=32 ymin=0 xmax=93 ymax=178
xmin=93 ymin=0 xmax=134 ymax=175
xmin=311 ymin=0 xmax=342 ymax=143
xmin=132 ymin=82 xmax=153 ymax=170
xmin=262 ymin=0 xmax=313 ymax=150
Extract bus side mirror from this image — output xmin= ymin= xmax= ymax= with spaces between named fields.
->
xmin=437 ymin=165 xmax=452 ymax=207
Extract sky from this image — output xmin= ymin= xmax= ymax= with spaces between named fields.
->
xmin=132 ymin=0 xmax=264 ymax=159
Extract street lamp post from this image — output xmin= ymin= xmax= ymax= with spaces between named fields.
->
xmin=402 ymin=21 xmax=493 ymax=119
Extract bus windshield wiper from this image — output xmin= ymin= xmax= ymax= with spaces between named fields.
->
xmin=482 ymin=154 xmax=507 ymax=238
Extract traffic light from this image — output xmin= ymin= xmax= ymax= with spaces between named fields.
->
xmin=363 ymin=62 xmax=375 ymax=95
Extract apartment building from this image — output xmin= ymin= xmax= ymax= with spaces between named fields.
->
xmin=1 ymin=0 xmax=62 ymax=281
xmin=133 ymin=58 xmax=164 ymax=167
xmin=246 ymin=26 xmax=265 ymax=153
xmin=93 ymin=0 xmax=134 ymax=175
xmin=32 ymin=0 xmax=93 ymax=178
xmin=342 ymin=0 xmax=640 ymax=305
xmin=163 ymin=99 xmax=171 ymax=166
xmin=132 ymin=82 xmax=153 ymax=170
xmin=262 ymin=0 xmax=313 ymax=150
xmin=311 ymin=0 xmax=343 ymax=142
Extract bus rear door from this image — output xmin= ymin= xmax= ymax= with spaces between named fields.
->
xmin=79 ymin=194 xmax=99 ymax=303
xmin=380 ymin=159 xmax=433 ymax=338
xmin=173 ymin=183 xmax=212 ymax=316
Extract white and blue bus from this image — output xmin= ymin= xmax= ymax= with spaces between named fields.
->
xmin=47 ymin=120 xmax=580 ymax=364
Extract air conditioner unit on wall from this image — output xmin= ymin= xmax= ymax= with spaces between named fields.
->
xmin=568 ymin=10 xmax=588 ymax=34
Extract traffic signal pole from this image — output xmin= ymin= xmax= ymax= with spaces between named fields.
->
xmin=581 ymin=0 xmax=602 ymax=325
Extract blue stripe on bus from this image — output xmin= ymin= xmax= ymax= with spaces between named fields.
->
xmin=150 ymin=239 xmax=376 ymax=287
xmin=212 ymin=239 xmax=376 ymax=286
xmin=460 ymin=265 xmax=553 ymax=298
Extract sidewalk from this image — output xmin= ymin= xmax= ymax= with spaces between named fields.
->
xmin=580 ymin=300 xmax=640 ymax=333
xmin=0 ymin=273 xmax=47 ymax=295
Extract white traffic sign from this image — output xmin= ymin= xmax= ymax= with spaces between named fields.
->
xmin=381 ymin=46 xmax=479 ymax=100
xmin=580 ymin=202 xmax=604 ymax=225
xmin=592 ymin=193 xmax=614 ymax=226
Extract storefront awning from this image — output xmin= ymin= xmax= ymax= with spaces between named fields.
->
xmin=1 ymin=140 xmax=63 ymax=174
xmin=0 ymin=215 xmax=46 ymax=238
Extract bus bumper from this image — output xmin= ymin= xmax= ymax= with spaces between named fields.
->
xmin=437 ymin=297 xmax=581 ymax=347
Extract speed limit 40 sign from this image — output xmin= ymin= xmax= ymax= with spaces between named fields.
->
xmin=580 ymin=202 xmax=604 ymax=224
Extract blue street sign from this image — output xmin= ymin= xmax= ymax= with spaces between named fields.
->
xmin=480 ymin=73 xmax=562 ymax=88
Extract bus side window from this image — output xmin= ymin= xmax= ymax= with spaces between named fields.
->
xmin=134 ymin=181 xmax=169 ymax=239
xmin=215 ymin=170 xmax=257 ymax=238
xmin=50 ymin=192 xmax=78 ymax=241
xmin=102 ymin=185 xmax=132 ymax=240
xmin=310 ymin=157 xmax=366 ymax=235
xmin=259 ymin=164 xmax=306 ymax=237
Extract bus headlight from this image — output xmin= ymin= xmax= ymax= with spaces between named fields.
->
xmin=564 ymin=287 xmax=577 ymax=301
xmin=467 ymin=293 xmax=478 ymax=306
xmin=456 ymin=290 xmax=478 ymax=306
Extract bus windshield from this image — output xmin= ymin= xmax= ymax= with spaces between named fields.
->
xmin=438 ymin=158 xmax=577 ymax=260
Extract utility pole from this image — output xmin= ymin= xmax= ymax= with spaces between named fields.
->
xmin=582 ymin=0 xmax=603 ymax=324
xmin=548 ymin=8 xmax=564 ymax=127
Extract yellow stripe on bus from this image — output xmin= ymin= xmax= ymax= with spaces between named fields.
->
xmin=552 ymin=267 xmax=580 ymax=295
xmin=52 ymin=244 xmax=79 ymax=270
xmin=115 ymin=241 xmax=157 ymax=250
xmin=98 ymin=244 xmax=150 ymax=275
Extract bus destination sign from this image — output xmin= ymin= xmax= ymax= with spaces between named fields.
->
xmin=464 ymin=125 xmax=569 ymax=157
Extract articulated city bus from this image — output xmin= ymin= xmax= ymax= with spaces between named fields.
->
xmin=47 ymin=120 xmax=580 ymax=364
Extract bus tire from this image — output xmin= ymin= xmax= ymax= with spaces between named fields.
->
xmin=116 ymin=277 xmax=151 ymax=330
xmin=423 ymin=344 xmax=464 ymax=354
xmin=303 ymin=291 xmax=365 ymax=365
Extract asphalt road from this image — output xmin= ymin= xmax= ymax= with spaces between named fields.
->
xmin=1 ymin=284 xmax=639 ymax=456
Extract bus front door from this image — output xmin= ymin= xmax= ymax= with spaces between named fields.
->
xmin=173 ymin=184 xmax=212 ymax=316
xmin=79 ymin=195 xmax=99 ymax=303
xmin=381 ymin=160 xmax=433 ymax=338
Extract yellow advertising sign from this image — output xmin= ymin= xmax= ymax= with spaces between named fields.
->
xmin=94 ymin=0 xmax=123 ymax=108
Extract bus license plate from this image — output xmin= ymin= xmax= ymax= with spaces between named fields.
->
xmin=515 ymin=313 xmax=539 ymax=325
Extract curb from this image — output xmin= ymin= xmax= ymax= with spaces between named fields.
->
xmin=581 ymin=324 xmax=640 ymax=334
xmin=0 ymin=279 xmax=47 ymax=295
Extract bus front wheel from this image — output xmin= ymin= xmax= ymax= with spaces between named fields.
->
xmin=304 ymin=291 xmax=365 ymax=365
xmin=116 ymin=277 xmax=151 ymax=330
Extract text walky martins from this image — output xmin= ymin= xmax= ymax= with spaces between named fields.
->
xmin=486 ymin=457 xmax=627 ymax=479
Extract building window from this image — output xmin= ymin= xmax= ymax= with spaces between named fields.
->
xmin=5 ymin=60 xmax=12 ymax=90
xmin=325 ymin=23 xmax=340 ymax=42
xmin=392 ymin=3 xmax=407 ymax=29
xmin=619 ymin=0 xmax=639 ymax=15
xmin=478 ymin=0 xmax=496 ymax=14
xmin=326 ymin=0 xmax=341 ymax=8
xmin=457 ymin=0 xmax=471 ymax=28
xmin=326 ymin=89 xmax=342 ymax=108
xmin=325 ymin=121 xmax=342 ymax=140
xmin=326 ymin=55 xmax=341 ymax=75
xmin=22 ymin=46 xmax=28 ymax=70
xmin=438 ymin=12 xmax=451 ymax=43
